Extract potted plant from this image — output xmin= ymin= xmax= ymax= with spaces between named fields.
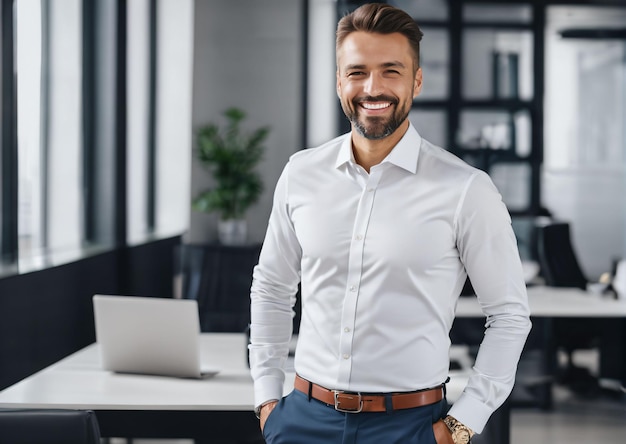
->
xmin=193 ymin=107 xmax=269 ymax=245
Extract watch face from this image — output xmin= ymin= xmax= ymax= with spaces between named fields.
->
xmin=452 ymin=428 xmax=471 ymax=444
xmin=443 ymin=415 xmax=474 ymax=444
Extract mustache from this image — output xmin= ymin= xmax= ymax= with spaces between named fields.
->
xmin=354 ymin=95 xmax=398 ymax=105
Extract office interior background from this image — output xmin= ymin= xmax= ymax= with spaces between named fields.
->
xmin=0 ymin=0 xmax=625 ymax=441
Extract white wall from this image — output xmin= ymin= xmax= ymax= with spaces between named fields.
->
xmin=188 ymin=0 xmax=304 ymax=244
xmin=307 ymin=0 xmax=338 ymax=148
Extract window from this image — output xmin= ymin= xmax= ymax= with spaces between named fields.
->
xmin=153 ymin=0 xmax=193 ymax=239
xmin=16 ymin=0 xmax=44 ymax=261
xmin=44 ymin=0 xmax=83 ymax=260
xmin=127 ymin=0 xmax=192 ymax=245
xmin=16 ymin=0 xmax=84 ymax=269
xmin=127 ymin=0 xmax=152 ymax=244
xmin=2 ymin=0 xmax=192 ymax=275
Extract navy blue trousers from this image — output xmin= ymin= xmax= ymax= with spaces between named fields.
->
xmin=262 ymin=389 xmax=447 ymax=444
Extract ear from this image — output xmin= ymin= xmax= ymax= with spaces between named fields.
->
xmin=336 ymin=69 xmax=342 ymax=98
xmin=413 ymin=68 xmax=423 ymax=98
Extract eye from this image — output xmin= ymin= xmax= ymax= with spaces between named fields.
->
xmin=347 ymin=71 xmax=365 ymax=77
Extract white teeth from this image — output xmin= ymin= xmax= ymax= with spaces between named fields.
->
xmin=361 ymin=102 xmax=391 ymax=110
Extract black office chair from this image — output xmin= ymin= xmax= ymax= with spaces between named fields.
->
xmin=0 ymin=409 xmax=101 ymax=444
xmin=536 ymin=222 xmax=588 ymax=290
xmin=536 ymin=222 xmax=602 ymax=393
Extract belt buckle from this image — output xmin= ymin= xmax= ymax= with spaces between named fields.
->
xmin=333 ymin=390 xmax=363 ymax=413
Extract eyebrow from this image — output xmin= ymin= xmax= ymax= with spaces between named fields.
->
xmin=345 ymin=61 xmax=407 ymax=71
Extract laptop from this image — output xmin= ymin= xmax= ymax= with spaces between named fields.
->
xmin=93 ymin=294 xmax=219 ymax=379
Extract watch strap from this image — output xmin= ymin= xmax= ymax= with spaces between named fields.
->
xmin=443 ymin=415 xmax=474 ymax=444
xmin=255 ymin=399 xmax=278 ymax=419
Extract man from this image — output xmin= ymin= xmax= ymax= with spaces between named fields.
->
xmin=249 ymin=3 xmax=531 ymax=443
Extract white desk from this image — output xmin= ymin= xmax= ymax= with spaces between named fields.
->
xmin=5 ymin=287 xmax=619 ymax=441
xmin=0 ymin=333 xmax=255 ymax=411
xmin=0 ymin=331 xmax=477 ymax=441
xmin=0 ymin=333 xmax=265 ymax=441
xmin=456 ymin=286 xmax=626 ymax=318
xmin=0 ymin=332 xmax=469 ymax=407
xmin=456 ymin=286 xmax=626 ymax=411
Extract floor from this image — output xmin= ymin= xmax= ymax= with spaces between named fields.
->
xmin=513 ymin=348 xmax=626 ymax=444
xmin=510 ymin=384 xmax=626 ymax=444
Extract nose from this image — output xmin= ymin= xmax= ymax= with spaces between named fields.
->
xmin=363 ymin=73 xmax=384 ymax=97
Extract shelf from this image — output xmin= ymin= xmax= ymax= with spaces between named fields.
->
xmin=453 ymin=147 xmax=531 ymax=162
xmin=462 ymin=22 xmax=533 ymax=30
xmin=412 ymin=99 xmax=451 ymax=108
xmin=460 ymin=99 xmax=534 ymax=110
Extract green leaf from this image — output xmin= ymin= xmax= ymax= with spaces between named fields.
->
xmin=193 ymin=108 xmax=270 ymax=219
xmin=224 ymin=107 xmax=246 ymax=123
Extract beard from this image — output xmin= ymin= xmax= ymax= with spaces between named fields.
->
xmin=341 ymin=95 xmax=410 ymax=140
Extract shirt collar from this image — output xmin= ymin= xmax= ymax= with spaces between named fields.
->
xmin=335 ymin=135 xmax=354 ymax=168
xmin=334 ymin=123 xmax=423 ymax=174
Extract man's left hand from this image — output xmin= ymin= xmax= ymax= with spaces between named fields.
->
xmin=433 ymin=419 xmax=455 ymax=444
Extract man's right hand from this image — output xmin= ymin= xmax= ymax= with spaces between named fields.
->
xmin=259 ymin=400 xmax=279 ymax=432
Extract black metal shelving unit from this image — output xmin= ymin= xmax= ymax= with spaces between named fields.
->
xmin=336 ymin=0 xmax=546 ymax=218
xmin=421 ymin=0 xmax=544 ymax=217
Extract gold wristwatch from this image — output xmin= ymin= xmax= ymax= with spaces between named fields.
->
xmin=254 ymin=405 xmax=263 ymax=419
xmin=443 ymin=415 xmax=474 ymax=444
xmin=255 ymin=399 xmax=278 ymax=419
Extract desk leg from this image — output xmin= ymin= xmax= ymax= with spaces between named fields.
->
xmin=542 ymin=317 xmax=555 ymax=409
xmin=600 ymin=319 xmax=626 ymax=384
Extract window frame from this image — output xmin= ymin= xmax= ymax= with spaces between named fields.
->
xmin=1 ymin=0 xmax=19 ymax=264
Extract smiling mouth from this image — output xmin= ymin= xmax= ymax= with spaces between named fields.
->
xmin=360 ymin=101 xmax=392 ymax=110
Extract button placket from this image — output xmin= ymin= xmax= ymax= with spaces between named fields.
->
xmin=336 ymin=172 xmax=381 ymax=384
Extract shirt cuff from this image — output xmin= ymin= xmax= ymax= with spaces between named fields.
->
xmin=254 ymin=374 xmax=286 ymax=409
xmin=446 ymin=393 xmax=493 ymax=434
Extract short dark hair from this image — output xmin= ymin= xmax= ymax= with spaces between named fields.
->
xmin=336 ymin=3 xmax=423 ymax=69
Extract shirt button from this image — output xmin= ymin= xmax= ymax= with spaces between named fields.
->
xmin=349 ymin=285 xmax=357 ymax=292
xmin=344 ymin=327 xmax=351 ymax=333
xmin=367 ymin=188 xmax=374 ymax=192
xmin=355 ymin=235 xmax=363 ymax=241
xmin=343 ymin=354 xmax=350 ymax=359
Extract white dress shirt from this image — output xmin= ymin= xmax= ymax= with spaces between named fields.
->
xmin=249 ymin=124 xmax=531 ymax=433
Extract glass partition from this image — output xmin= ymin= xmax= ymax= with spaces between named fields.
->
xmin=543 ymin=5 xmax=626 ymax=277
xmin=409 ymin=110 xmax=447 ymax=148
xmin=490 ymin=162 xmax=531 ymax=211
xmin=388 ymin=0 xmax=448 ymax=21
xmin=462 ymin=29 xmax=533 ymax=100
xmin=416 ymin=27 xmax=449 ymax=100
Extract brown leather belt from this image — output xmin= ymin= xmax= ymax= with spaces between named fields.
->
xmin=294 ymin=374 xmax=443 ymax=413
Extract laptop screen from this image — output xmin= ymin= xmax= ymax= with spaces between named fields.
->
xmin=93 ymin=295 xmax=206 ymax=378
